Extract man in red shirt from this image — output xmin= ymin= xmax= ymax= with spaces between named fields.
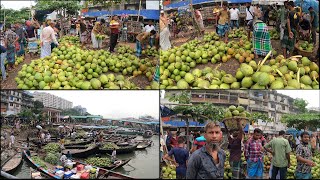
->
xmin=170 ymin=131 xmax=179 ymax=148
xmin=109 ymin=15 xmax=120 ymax=53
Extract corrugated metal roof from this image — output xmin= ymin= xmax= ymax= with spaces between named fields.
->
xmin=83 ymin=10 xmax=159 ymax=20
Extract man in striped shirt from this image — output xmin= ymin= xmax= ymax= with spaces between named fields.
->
xmin=244 ymin=128 xmax=266 ymax=179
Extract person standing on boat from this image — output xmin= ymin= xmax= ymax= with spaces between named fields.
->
xmin=9 ymin=133 xmax=15 ymax=149
xmin=66 ymin=151 xmax=72 ymax=160
xmin=111 ymin=148 xmax=117 ymax=163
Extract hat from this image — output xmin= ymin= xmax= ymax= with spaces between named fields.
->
xmin=160 ymin=10 xmax=164 ymax=14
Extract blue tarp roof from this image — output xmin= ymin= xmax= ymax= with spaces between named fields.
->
xmin=229 ymin=0 xmax=252 ymax=3
xmin=164 ymin=0 xmax=217 ymax=9
xmin=83 ymin=10 xmax=159 ymax=20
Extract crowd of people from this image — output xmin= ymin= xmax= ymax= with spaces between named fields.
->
xmin=160 ymin=1 xmax=318 ymax=59
xmin=160 ymin=121 xmax=320 ymax=179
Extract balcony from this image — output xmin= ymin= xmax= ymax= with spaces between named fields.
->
xmin=249 ymin=105 xmax=269 ymax=112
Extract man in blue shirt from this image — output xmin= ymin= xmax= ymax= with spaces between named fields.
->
xmin=186 ymin=121 xmax=226 ymax=179
xmin=163 ymin=136 xmax=189 ymax=179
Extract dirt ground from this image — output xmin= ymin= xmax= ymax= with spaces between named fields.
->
xmin=1 ymin=41 xmax=153 ymax=89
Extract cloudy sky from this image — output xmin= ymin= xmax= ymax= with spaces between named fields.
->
xmin=276 ymin=90 xmax=319 ymax=108
xmin=29 ymin=91 xmax=159 ymax=119
xmin=2 ymin=0 xmax=35 ymax=10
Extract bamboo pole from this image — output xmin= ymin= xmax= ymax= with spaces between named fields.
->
xmin=137 ymin=0 xmax=142 ymax=22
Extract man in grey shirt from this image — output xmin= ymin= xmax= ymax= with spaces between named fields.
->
xmin=186 ymin=121 xmax=226 ymax=179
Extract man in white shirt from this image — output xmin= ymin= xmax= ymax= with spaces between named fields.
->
xmin=144 ymin=20 xmax=156 ymax=47
xmin=229 ymin=4 xmax=240 ymax=29
xmin=245 ymin=2 xmax=255 ymax=39
xmin=40 ymin=21 xmax=59 ymax=58
xmin=111 ymin=148 xmax=117 ymax=163
xmin=60 ymin=154 xmax=67 ymax=166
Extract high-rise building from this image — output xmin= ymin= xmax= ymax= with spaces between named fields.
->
xmin=73 ymin=105 xmax=87 ymax=115
xmin=1 ymin=90 xmax=34 ymax=115
xmin=32 ymin=92 xmax=73 ymax=110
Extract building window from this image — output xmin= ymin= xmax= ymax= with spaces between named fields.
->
xmin=282 ymin=105 xmax=285 ymax=110
xmin=10 ymin=96 xmax=13 ymax=100
xmin=10 ymin=103 xmax=13 ymax=106
xmin=271 ymin=104 xmax=275 ymax=108
xmin=16 ymin=104 xmax=20 ymax=107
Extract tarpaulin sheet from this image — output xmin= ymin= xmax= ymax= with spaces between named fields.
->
xmin=164 ymin=0 xmax=217 ymax=9
xmin=160 ymin=105 xmax=176 ymax=117
xmin=83 ymin=10 xmax=159 ymax=20
xmin=294 ymin=0 xmax=319 ymax=14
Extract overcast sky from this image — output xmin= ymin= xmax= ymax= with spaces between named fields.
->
xmin=2 ymin=1 xmax=35 ymax=10
xmin=276 ymin=90 xmax=319 ymax=108
xmin=29 ymin=91 xmax=159 ymax=119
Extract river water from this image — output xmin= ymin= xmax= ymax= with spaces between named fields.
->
xmin=11 ymin=135 xmax=159 ymax=179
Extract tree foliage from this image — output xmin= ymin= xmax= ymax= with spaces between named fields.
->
xmin=61 ymin=108 xmax=86 ymax=116
xmin=293 ymin=98 xmax=308 ymax=113
xmin=281 ymin=113 xmax=320 ymax=131
xmin=168 ymin=91 xmax=224 ymax=124
xmin=35 ymin=0 xmax=81 ymax=17
xmin=249 ymin=112 xmax=273 ymax=123
xmin=1 ymin=7 xmax=31 ymax=25
xmin=84 ymin=0 xmax=129 ymax=9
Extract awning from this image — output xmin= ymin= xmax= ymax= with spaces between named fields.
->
xmin=164 ymin=0 xmax=218 ymax=10
xmin=83 ymin=10 xmax=159 ymax=20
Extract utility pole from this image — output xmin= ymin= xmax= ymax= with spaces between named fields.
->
xmin=137 ymin=0 xmax=142 ymax=22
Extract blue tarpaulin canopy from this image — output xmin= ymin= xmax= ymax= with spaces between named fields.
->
xmin=83 ymin=10 xmax=159 ymax=20
xmin=164 ymin=0 xmax=218 ymax=10
xmin=229 ymin=0 xmax=252 ymax=3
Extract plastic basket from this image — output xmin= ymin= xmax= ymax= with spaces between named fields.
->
xmin=223 ymin=117 xmax=249 ymax=131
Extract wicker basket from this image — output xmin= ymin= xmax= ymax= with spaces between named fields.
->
xmin=223 ymin=117 xmax=249 ymax=131
xmin=294 ymin=42 xmax=314 ymax=58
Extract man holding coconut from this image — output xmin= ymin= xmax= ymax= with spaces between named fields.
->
xmin=186 ymin=121 xmax=226 ymax=179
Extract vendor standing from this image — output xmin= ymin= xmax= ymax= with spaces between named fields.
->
xmin=109 ymin=15 xmax=120 ymax=53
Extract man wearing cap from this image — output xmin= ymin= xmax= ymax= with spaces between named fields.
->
xmin=186 ymin=122 xmax=226 ymax=179
xmin=160 ymin=10 xmax=171 ymax=51
xmin=40 ymin=21 xmax=59 ymax=58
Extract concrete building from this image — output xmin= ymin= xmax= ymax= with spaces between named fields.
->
xmin=1 ymin=90 xmax=34 ymax=116
xmin=33 ymin=92 xmax=73 ymax=110
xmin=83 ymin=0 xmax=159 ymax=11
xmin=43 ymin=107 xmax=62 ymax=124
xmin=162 ymin=90 xmax=299 ymax=133
xmin=73 ymin=105 xmax=87 ymax=115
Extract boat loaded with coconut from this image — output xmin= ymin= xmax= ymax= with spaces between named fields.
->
xmin=24 ymin=150 xmax=134 ymax=179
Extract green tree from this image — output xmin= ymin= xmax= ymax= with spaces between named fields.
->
xmin=281 ymin=113 xmax=320 ymax=131
xmin=293 ymin=98 xmax=308 ymax=113
xmin=35 ymin=0 xmax=82 ymax=17
xmin=1 ymin=7 xmax=31 ymax=25
xmin=18 ymin=108 xmax=34 ymax=124
xmin=84 ymin=0 xmax=128 ymax=9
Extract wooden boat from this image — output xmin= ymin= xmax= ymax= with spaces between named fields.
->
xmin=136 ymin=142 xmax=149 ymax=150
xmin=1 ymin=152 xmax=22 ymax=174
xmin=23 ymin=150 xmax=61 ymax=179
xmin=64 ymin=140 xmax=92 ymax=147
xmin=62 ymin=145 xmax=99 ymax=158
xmin=24 ymin=150 xmax=134 ymax=179
xmin=99 ymin=142 xmax=138 ymax=154
xmin=75 ymin=154 xmax=131 ymax=171
xmin=142 ymin=130 xmax=153 ymax=138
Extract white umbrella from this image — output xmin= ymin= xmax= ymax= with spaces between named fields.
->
xmin=58 ymin=125 xmax=64 ymax=128
xmin=36 ymin=125 xmax=42 ymax=129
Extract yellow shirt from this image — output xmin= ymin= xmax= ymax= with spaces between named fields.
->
xmin=213 ymin=7 xmax=220 ymax=14
xmin=218 ymin=9 xmax=229 ymax=25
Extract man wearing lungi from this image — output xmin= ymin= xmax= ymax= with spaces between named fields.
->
xmin=40 ymin=21 xmax=59 ymax=58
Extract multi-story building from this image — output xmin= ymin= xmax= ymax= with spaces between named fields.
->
xmin=162 ymin=90 xmax=300 ymax=133
xmin=33 ymin=92 xmax=73 ymax=110
xmin=73 ymin=105 xmax=87 ymax=115
xmin=1 ymin=90 xmax=34 ymax=116
xmin=83 ymin=0 xmax=159 ymax=11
